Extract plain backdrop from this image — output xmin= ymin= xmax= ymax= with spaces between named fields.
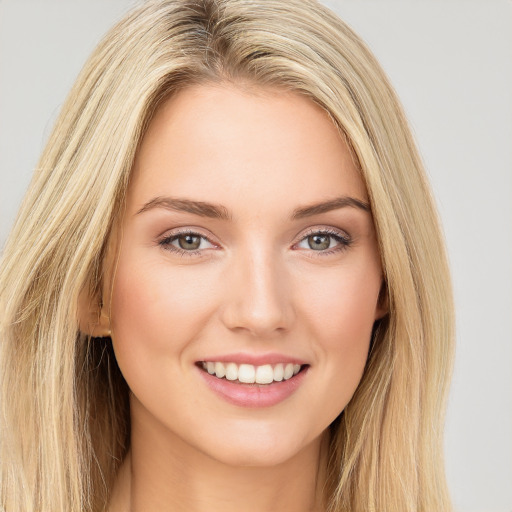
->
xmin=0 ymin=1 xmax=511 ymax=511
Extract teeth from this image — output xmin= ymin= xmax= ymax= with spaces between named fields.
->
xmin=201 ymin=361 xmax=304 ymax=384
xmin=214 ymin=362 xmax=226 ymax=378
xmin=255 ymin=364 xmax=274 ymax=384
xmin=273 ymin=363 xmax=284 ymax=381
xmin=238 ymin=364 xmax=256 ymax=383
xmin=283 ymin=363 xmax=294 ymax=380
xmin=225 ymin=362 xmax=238 ymax=381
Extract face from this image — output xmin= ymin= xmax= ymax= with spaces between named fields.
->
xmin=103 ymin=83 xmax=384 ymax=467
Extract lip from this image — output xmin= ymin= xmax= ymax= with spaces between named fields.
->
xmin=195 ymin=354 xmax=310 ymax=408
xmin=198 ymin=352 xmax=308 ymax=366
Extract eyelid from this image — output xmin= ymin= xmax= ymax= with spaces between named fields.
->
xmin=156 ymin=225 xmax=352 ymax=257
xmin=156 ymin=224 xmax=217 ymax=240
xmin=295 ymin=226 xmax=351 ymax=243
xmin=157 ymin=227 xmax=220 ymax=256
xmin=292 ymin=226 xmax=352 ymax=254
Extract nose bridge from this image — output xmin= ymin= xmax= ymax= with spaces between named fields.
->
xmin=221 ymin=241 xmax=292 ymax=336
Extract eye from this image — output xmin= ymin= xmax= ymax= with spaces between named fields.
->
xmin=174 ymin=234 xmax=203 ymax=251
xmin=159 ymin=230 xmax=216 ymax=255
xmin=295 ymin=229 xmax=351 ymax=253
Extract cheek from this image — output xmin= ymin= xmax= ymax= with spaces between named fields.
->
xmin=303 ymin=261 xmax=381 ymax=344
xmin=108 ymin=249 xmax=220 ymax=377
xmin=112 ymin=252 xmax=209 ymax=331
xmin=107 ymin=249 xmax=226 ymax=420
xmin=297 ymin=261 xmax=381 ymax=408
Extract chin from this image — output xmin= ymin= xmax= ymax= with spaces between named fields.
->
xmin=205 ymin=445 xmax=300 ymax=468
xmin=197 ymin=424 xmax=323 ymax=469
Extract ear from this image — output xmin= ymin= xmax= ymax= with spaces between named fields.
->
xmin=77 ymin=222 xmax=120 ymax=338
xmin=374 ymin=280 xmax=389 ymax=321
xmin=77 ymin=284 xmax=111 ymax=337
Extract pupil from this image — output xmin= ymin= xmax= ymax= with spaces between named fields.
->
xmin=179 ymin=234 xmax=201 ymax=250
xmin=308 ymin=234 xmax=330 ymax=250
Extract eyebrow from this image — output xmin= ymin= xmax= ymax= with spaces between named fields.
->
xmin=136 ymin=195 xmax=370 ymax=220
xmin=136 ymin=196 xmax=231 ymax=219
xmin=291 ymin=196 xmax=370 ymax=219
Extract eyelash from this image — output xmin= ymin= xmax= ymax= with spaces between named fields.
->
xmin=158 ymin=229 xmax=216 ymax=257
xmin=294 ymin=228 xmax=352 ymax=257
xmin=158 ymin=228 xmax=352 ymax=257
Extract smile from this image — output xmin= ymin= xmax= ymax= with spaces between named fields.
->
xmin=200 ymin=361 xmax=303 ymax=384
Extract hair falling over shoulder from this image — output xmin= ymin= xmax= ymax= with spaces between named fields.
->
xmin=0 ymin=1 xmax=454 ymax=510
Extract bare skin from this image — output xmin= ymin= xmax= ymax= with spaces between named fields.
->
xmin=103 ymin=83 xmax=384 ymax=512
xmin=109 ymin=433 xmax=330 ymax=512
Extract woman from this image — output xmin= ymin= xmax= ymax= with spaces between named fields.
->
xmin=0 ymin=0 xmax=454 ymax=511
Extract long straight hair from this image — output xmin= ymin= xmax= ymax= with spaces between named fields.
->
xmin=0 ymin=1 xmax=454 ymax=510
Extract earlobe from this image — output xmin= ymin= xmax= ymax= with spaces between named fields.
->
xmin=375 ymin=280 xmax=389 ymax=320
xmin=77 ymin=287 xmax=112 ymax=337
xmin=93 ymin=307 xmax=112 ymax=337
xmin=77 ymin=231 xmax=118 ymax=338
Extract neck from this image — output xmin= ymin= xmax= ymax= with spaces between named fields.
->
xmin=108 ymin=405 xmax=330 ymax=512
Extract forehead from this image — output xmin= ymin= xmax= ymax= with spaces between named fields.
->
xmin=128 ymin=83 xmax=367 ymax=215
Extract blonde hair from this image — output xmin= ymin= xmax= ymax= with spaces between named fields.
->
xmin=0 ymin=0 xmax=454 ymax=510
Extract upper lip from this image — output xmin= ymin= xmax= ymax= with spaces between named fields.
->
xmin=197 ymin=352 xmax=308 ymax=366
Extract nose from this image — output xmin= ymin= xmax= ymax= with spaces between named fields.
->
xmin=220 ymin=246 xmax=294 ymax=337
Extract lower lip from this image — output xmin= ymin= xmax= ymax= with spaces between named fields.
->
xmin=197 ymin=366 xmax=309 ymax=408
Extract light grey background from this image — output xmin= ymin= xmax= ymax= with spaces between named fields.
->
xmin=1 ymin=1 xmax=511 ymax=511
